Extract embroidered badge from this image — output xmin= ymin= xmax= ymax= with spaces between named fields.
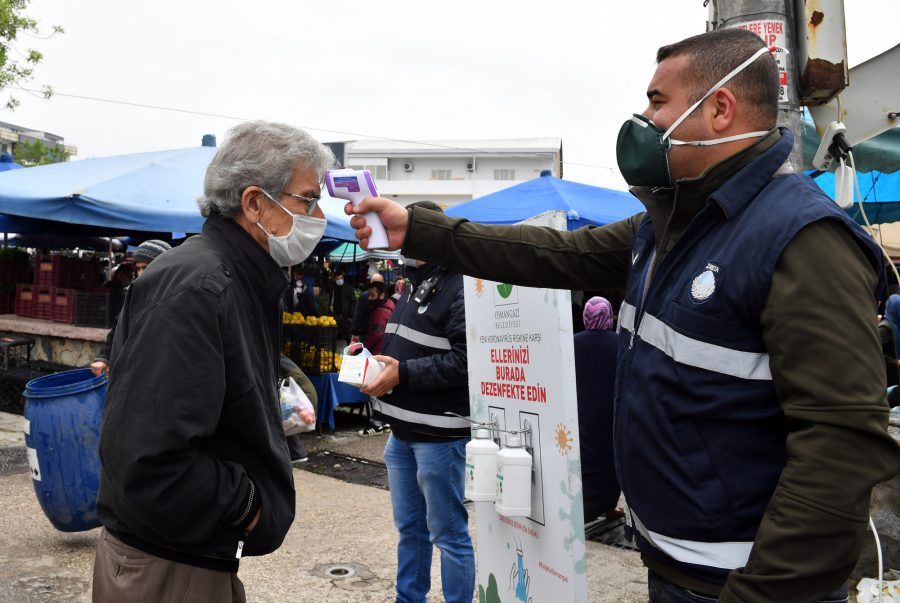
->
xmin=690 ymin=263 xmax=720 ymax=302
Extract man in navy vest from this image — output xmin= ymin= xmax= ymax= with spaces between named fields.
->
xmin=347 ymin=28 xmax=900 ymax=603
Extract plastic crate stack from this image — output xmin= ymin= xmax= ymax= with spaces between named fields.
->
xmin=14 ymin=255 xmax=104 ymax=324
xmin=0 ymin=251 xmax=30 ymax=315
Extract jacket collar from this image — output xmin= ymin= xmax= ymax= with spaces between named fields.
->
xmin=202 ymin=215 xmax=289 ymax=301
xmin=707 ymin=127 xmax=794 ymax=219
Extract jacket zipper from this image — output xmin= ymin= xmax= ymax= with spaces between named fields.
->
xmin=630 ymin=188 xmax=679 ymax=350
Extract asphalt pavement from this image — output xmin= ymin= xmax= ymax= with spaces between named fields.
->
xmin=0 ymin=408 xmax=648 ymax=602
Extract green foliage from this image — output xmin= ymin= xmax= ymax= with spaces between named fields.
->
xmin=13 ymin=138 xmax=68 ymax=166
xmin=0 ymin=0 xmax=62 ymax=110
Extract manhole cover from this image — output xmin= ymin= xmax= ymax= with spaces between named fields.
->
xmin=311 ymin=561 xmax=392 ymax=592
xmin=296 ymin=450 xmax=389 ymax=489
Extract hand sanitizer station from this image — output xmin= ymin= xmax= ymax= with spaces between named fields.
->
xmin=463 ymin=211 xmax=588 ymax=602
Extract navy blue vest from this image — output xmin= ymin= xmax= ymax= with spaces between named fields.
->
xmin=616 ymin=130 xmax=885 ymax=584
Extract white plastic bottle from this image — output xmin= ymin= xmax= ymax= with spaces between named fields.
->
xmin=494 ymin=433 xmax=532 ymax=517
xmin=465 ymin=429 xmax=500 ymax=501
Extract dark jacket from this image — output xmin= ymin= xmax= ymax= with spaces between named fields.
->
xmin=401 ymin=129 xmax=900 ymax=602
xmin=375 ymin=264 xmax=470 ymax=441
xmin=573 ymin=329 xmax=619 ymax=521
xmin=616 ymin=131 xmax=885 ymax=590
xmin=97 ymin=216 xmax=294 ymax=573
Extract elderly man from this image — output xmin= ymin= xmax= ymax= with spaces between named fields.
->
xmin=93 ymin=121 xmax=334 ymax=602
xmin=349 ymin=29 xmax=900 ymax=603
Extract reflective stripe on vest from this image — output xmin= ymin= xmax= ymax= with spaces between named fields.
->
xmin=631 ymin=509 xmax=753 ymax=570
xmin=619 ymin=302 xmax=772 ymax=381
xmin=385 ymin=323 xmax=452 ymax=350
xmin=372 ymin=398 xmax=471 ymax=428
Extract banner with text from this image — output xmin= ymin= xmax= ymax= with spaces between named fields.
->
xmin=465 ymin=210 xmax=587 ymax=603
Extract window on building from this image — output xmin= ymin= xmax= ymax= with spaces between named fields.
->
xmin=348 ymin=164 xmax=387 ymax=180
xmin=431 ymin=169 xmax=452 ymax=180
xmin=493 ymin=169 xmax=516 ymax=181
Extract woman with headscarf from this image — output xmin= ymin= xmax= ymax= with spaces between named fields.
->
xmin=573 ymin=296 xmax=621 ymax=522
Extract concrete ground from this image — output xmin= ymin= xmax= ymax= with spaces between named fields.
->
xmin=0 ymin=407 xmax=648 ymax=603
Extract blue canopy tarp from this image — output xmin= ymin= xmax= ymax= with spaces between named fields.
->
xmin=445 ymin=175 xmax=643 ymax=230
xmin=812 ymin=169 xmax=900 ymax=224
xmin=0 ymin=145 xmax=356 ymax=240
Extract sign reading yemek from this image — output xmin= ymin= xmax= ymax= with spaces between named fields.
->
xmin=464 ymin=210 xmax=587 ymax=602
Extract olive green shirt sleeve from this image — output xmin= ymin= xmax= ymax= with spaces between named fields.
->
xmin=720 ymin=220 xmax=900 ymax=602
xmin=403 ymin=206 xmax=643 ymax=290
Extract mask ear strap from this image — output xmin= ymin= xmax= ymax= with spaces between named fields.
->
xmin=662 ymin=46 xmax=771 ymax=141
xmin=670 ymin=130 xmax=770 ymax=146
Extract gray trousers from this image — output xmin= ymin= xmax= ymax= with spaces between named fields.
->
xmin=92 ymin=528 xmax=246 ymax=603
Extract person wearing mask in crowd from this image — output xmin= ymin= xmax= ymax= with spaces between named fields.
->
xmin=361 ymin=201 xmax=473 ymax=603
xmin=330 ymin=270 xmax=356 ymax=341
xmin=350 ymin=272 xmax=384 ymax=344
xmin=93 ymin=120 xmax=333 ymax=602
xmin=348 ymin=29 xmax=899 ymax=603
xmin=574 ymin=296 xmax=621 ymax=522
xmin=90 ymin=239 xmax=172 ymax=377
xmin=366 ymin=278 xmax=395 ymax=356
xmin=285 ymin=265 xmax=317 ymax=316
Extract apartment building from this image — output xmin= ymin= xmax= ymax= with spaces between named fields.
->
xmin=0 ymin=121 xmax=78 ymax=159
xmin=326 ymin=137 xmax=562 ymax=208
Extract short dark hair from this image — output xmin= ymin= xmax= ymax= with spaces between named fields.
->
xmin=657 ymin=28 xmax=779 ymax=129
xmin=407 ymin=200 xmax=443 ymax=213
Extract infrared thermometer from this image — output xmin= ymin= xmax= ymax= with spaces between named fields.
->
xmin=325 ymin=169 xmax=389 ymax=249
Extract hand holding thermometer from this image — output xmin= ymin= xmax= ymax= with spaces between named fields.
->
xmin=325 ymin=169 xmax=389 ymax=249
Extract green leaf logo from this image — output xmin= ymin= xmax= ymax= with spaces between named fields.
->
xmin=496 ymin=283 xmax=513 ymax=299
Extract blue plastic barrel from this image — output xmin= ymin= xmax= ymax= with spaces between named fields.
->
xmin=23 ymin=368 xmax=106 ymax=532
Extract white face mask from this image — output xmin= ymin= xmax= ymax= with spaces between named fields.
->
xmin=335 ymin=278 xmax=344 ymax=286
xmin=257 ymin=191 xmax=326 ymax=267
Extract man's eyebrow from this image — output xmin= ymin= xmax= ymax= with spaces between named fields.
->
xmin=646 ymin=88 xmax=662 ymax=100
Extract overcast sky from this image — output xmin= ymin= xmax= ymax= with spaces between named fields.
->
xmin=4 ymin=0 xmax=897 ymax=190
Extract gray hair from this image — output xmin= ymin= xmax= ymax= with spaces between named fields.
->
xmin=198 ymin=120 xmax=335 ymax=218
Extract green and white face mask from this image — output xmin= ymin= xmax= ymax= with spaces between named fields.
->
xmin=616 ymin=46 xmax=771 ymax=188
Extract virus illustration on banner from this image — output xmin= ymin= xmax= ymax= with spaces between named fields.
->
xmin=474 ymin=278 xmax=485 ymax=297
xmin=555 ymin=423 xmax=573 ymax=454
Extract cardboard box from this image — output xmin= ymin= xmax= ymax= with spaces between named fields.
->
xmin=337 ymin=354 xmax=384 ymax=388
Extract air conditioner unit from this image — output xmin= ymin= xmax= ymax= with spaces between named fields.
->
xmin=466 ymin=161 xmax=476 ymax=172
xmin=403 ymin=161 xmax=414 ymax=172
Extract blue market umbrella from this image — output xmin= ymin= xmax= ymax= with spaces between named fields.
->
xmin=445 ymin=174 xmax=643 ymax=230
xmin=327 ymin=241 xmax=399 ymax=263
xmin=0 ymin=140 xmax=357 ymax=240
xmin=0 ymin=153 xmax=23 ymax=172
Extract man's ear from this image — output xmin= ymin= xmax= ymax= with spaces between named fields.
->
xmin=708 ymin=87 xmax=738 ymax=133
xmin=240 ymin=186 xmax=264 ymax=223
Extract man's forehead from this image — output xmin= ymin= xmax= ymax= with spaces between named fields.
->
xmin=647 ymin=54 xmax=689 ymax=98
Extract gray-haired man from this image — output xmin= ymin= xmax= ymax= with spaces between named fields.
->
xmin=93 ymin=121 xmax=334 ymax=602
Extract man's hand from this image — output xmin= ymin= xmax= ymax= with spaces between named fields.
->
xmin=360 ymin=355 xmax=400 ymax=397
xmin=90 ymin=360 xmax=109 ymax=377
xmin=345 ymin=197 xmax=409 ymax=251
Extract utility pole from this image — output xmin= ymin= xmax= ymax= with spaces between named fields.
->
xmin=707 ymin=0 xmax=804 ymax=171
